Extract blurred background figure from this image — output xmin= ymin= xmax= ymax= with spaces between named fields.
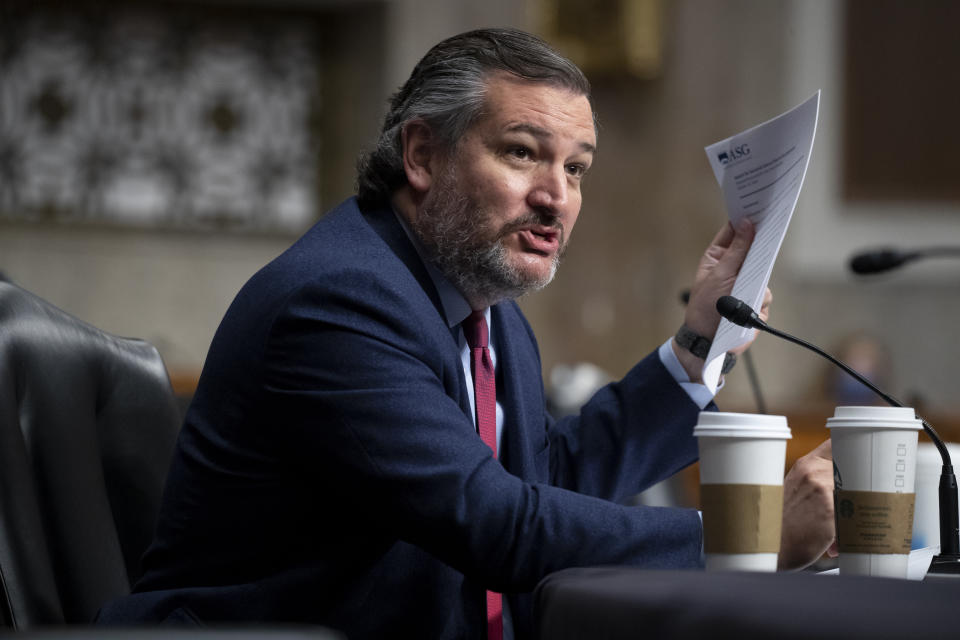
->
xmin=548 ymin=362 xmax=696 ymax=509
xmin=822 ymin=333 xmax=892 ymax=406
xmin=547 ymin=362 xmax=613 ymax=418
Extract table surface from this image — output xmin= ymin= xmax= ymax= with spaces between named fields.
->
xmin=535 ymin=567 xmax=960 ymax=639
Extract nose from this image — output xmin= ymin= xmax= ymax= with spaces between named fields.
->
xmin=527 ymin=164 xmax=568 ymax=215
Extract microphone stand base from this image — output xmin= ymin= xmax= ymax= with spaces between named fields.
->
xmin=925 ymin=554 xmax=960 ymax=578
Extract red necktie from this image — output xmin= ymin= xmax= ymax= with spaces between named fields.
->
xmin=462 ymin=310 xmax=502 ymax=640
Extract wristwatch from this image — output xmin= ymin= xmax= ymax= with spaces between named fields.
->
xmin=674 ymin=324 xmax=737 ymax=374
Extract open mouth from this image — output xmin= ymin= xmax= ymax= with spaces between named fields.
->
xmin=518 ymin=227 xmax=560 ymax=256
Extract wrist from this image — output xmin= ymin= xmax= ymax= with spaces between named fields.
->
xmin=673 ymin=324 xmax=736 ymax=378
xmin=675 ymin=324 xmax=712 ymax=359
xmin=671 ymin=338 xmax=706 ymax=383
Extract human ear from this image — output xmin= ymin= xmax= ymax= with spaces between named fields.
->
xmin=401 ymin=119 xmax=437 ymax=194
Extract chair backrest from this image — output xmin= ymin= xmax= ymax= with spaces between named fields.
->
xmin=0 ymin=281 xmax=182 ymax=627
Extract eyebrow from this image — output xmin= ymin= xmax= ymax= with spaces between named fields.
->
xmin=505 ymin=123 xmax=597 ymax=155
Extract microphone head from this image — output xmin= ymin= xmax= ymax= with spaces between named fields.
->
xmin=849 ymin=249 xmax=909 ymax=275
xmin=716 ymin=295 xmax=763 ymax=329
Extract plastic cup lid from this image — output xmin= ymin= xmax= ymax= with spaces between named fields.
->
xmin=826 ymin=405 xmax=921 ymax=430
xmin=693 ymin=411 xmax=791 ymax=439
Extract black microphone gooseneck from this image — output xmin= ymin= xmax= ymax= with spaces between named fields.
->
xmin=715 ymin=295 xmax=960 ymax=576
xmin=849 ymin=246 xmax=960 ymax=275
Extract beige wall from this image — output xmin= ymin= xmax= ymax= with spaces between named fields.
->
xmin=520 ymin=0 xmax=793 ymax=403
xmin=4 ymin=0 xmax=959 ymax=418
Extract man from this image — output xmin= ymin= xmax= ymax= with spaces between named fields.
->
xmin=98 ymin=28 xmax=835 ymax=638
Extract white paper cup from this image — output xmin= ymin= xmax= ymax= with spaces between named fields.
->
xmin=827 ymin=406 xmax=922 ymax=578
xmin=694 ymin=412 xmax=791 ymax=572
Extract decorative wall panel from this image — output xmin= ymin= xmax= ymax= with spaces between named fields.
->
xmin=0 ymin=2 xmax=321 ymax=232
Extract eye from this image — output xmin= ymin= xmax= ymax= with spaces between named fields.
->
xmin=507 ymin=145 xmax=532 ymax=160
xmin=566 ymin=163 xmax=587 ymax=178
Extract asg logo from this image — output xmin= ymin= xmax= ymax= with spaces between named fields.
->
xmin=717 ymin=144 xmax=751 ymax=164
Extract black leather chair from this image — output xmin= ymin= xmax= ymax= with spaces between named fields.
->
xmin=0 ymin=280 xmax=182 ymax=628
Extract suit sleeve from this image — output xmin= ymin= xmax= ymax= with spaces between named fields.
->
xmin=545 ymin=350 xmax=706 ymax=503
xmin=263 ymin=285 xmax=702 ymax=593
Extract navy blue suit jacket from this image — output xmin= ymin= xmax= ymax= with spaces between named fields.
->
xmin=98 ymin=198 xmax=704 ymax=638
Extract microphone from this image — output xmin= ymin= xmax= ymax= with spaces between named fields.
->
xmin=716 ymin=294 xmax=960 ymax=576
xmin=715 ymin=295 xmax=763 ymax=330
xmin=849 ymin=247 xmax=960 ymax=275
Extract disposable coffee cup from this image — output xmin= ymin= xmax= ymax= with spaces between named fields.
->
xmin=827 ymin=406 xmax=921 ymax=578
xmin=694 ymin=412 xmax=791 ymax=572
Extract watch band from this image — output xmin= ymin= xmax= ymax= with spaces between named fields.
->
xmin=675 ymin=324 xmax=737 ymax=374
xmin=674 ymin=324 xmax=712 ymax=359
xmin=721 ymin=352 xmax=737 ymax=374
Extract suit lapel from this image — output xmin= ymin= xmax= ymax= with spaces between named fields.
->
xmin=360 ymin=205 xmax=447 ymax=325
xmin=491 ymin=303 xmax=547 ymax=482
xmin=359 ymin=203 xmax=472 ymax=420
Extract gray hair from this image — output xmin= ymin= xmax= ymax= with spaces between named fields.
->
xmin=356 ymin=28 xmax=593 ymax=209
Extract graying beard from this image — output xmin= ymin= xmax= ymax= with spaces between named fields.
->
xmin=414 ymin=185 xmax=558 ymax=306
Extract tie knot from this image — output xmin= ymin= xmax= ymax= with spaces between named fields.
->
xmin=463 ymin=310 xmax=488 ymax=349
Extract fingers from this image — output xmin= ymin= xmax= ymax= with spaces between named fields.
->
xmin=793 ymin=440 xmax=834 ymax=488
xmin=779 ymin=438 xmax=837 ymax=570
xmin=684 ymin=219 xmax=757 ymax=339
xmin=806 ymin=439 xmax=838 ymax=561
xmin=708 ymin=221 xmax=736 ymax=250
xmin=809 ymin=438 xmax=832 ymax=461
xmin=727 ymin=327 xmax=759 ymax=356
xmin=712 ymin=220 xmax=755 ymax=280
xmin=758 ymin=288 xmax=773 ymax=322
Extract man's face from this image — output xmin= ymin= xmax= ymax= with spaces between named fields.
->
xmin=412 ymin=73 xmax=596 ymax=308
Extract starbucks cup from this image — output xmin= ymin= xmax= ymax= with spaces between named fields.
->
xmin=827 ymin=406 xmax=922 ymax=578
xmin=694 ymin=412 xmax=791 ymax=571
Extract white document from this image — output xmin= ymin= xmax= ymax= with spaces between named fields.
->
xmin=701 ymin=92 xmax=821 ymax=393
xmin=817 ymin=545 xmax=936 ymax=580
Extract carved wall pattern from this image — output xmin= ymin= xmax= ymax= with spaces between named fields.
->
xmin=0 ymin=3 xmax=321 ymax=232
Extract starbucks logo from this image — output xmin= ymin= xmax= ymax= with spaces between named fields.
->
xmin=838 ymin=499 xmax=855 ymax=519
